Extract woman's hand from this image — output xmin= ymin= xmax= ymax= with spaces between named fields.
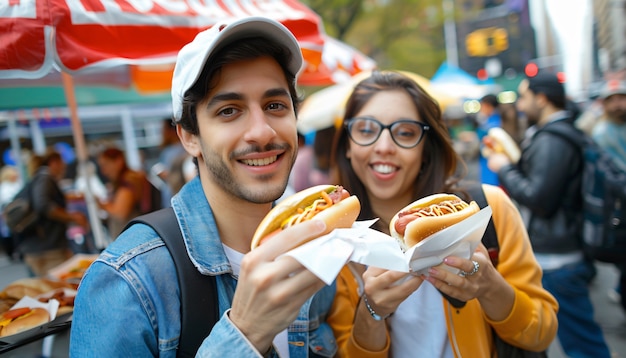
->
xmin=422 ymin=244 xmax=515 ymax=321
xmin=348 ymin=266 xmax=423 ymax=352
xmin=362 ymin=266 xmax=423 ymax=319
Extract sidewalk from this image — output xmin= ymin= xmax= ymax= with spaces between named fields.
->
xmin=1 ymin=254 xmax=625 ymax=357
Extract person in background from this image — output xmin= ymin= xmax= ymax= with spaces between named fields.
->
xmin=166 ymin=153 xmax=196 ymax=196
xmin=593 ymin=80 xmax=626 ymax=171
xmin=71 ymin=16 xmax=380 ymax=356
xmin=576 ymin=93 xmax=605 ymax=135
xmin=289 ymin=132 xmax=314 ymax=192
xmin=290 ymin=127 xmax=333 ymax=192
xmin=96 ymin=147 xmax=151 ymax=239
xmin=17 ymin=150 xmax=88 ymax=276
xmin=591 ymin=80 xmax=626 ymax=313
xmin=326 ymin=71 xmax=558 ymax=357
xmin=499 ymin=102 xmax=524 ymax=144
xmin=0 ymin=165 xmax=23 ymax=259
xmin=476 ymin=94 xmax=502 ymax=185
xmin=488 ymin=71 xmax=611 ymax=358
xmin=154 ymin=118 xmax=187 ymax=207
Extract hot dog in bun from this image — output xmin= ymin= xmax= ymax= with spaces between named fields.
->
xmin=390 ymin=194 xmax=480 ymax=251
xmin=481 ymin=127 xmax=521 ymax=163
xmin=0 ymin=307 xmax=50 ymax=337
xmin=251 ymin=185 xmax=360 ymax=249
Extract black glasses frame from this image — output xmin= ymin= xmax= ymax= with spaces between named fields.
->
xmin=344 ymin=116 xmax=430 ymax=149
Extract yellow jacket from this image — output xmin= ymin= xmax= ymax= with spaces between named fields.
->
xmin=327 ymin=184 xmax=559 ymax=357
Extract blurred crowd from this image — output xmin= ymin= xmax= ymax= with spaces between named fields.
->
xmin=0 ymin=118 xmax=196 ymax=276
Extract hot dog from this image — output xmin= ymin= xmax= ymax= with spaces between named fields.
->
xmin=481 ymin=127 xmax=521 ymax=163
xmin=390 ymin=194 xmax=479 ymax=251
xmin=0 ymin=307 xmax=50 ymax=337
xmin=251 ymin=185 xmax=361 ymax=249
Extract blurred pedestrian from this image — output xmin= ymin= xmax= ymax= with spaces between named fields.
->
xmin=0 ymin=165 xmax=23 ymax=259
xmin=327 ymin=71 xmax=558 ymax=357
xmin=488 ymin=71 xmax=611 ymax=358
xmin=290 ymin=128 xmax=333 ymax=192
xmin=153 ymin=118 xmax=186 ymax=207
xmin=165 ymin=153 xmax=196 ymax=196
xmin=17 ymin=149 xmax=88 ymax=277
xmin=591 ymin=80 xmax=626 ymax=312
xmin=476 ymin=94 xmax=502 ymax=185
xmin=97 ymin=147 xmax=153 ymax=238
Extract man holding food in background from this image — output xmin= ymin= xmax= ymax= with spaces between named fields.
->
xmin=70 ymin=16 xmax=381 ymax=357
xmin=488 ymin=71 xmax=611 ymax=358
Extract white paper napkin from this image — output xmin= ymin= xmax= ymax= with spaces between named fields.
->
xmin=9 ymin=296 xmax=59 ymax=321
xmin=284 ymin=206 xmax=493 ymax=285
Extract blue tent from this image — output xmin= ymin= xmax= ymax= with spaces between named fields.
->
xmin=431 ymin=62 xmax=495 ymax=86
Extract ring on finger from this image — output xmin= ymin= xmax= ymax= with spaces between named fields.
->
xmin=458 ymin=260 xmax=480 ymax=278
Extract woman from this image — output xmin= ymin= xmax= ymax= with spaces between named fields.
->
xmin=326 ymin=71 xmax=558 ymax=357
xmin=97 ymin=147 xmax=151 ymax=238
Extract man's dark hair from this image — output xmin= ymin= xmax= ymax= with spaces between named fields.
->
xmin=42 ymin=150 xmax=62 ymax=166
xmin=527 ymin=72 xmax=566 ymax=109
xmin=178 ymin=37 xmax=301 ymax=136
xmin=480 ymin=94 xmax=499 ymax=108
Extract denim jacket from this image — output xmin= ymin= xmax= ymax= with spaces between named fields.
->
xmin=70 ymin=177 xmax=337 ymax=357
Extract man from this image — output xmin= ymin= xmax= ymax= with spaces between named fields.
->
xmin=476 ymin=93 xmax=502 ymax=185
xmin=487 ymin=72 xmax=611 ymax=358
xmin=592 ymin=80 xmax=626 ymax=312
xmin=70 ymin=17 xmax=362 ymax=356
xmin=19 ymin=150 xmax=88 ymax=276
xmin=593 ymin=80 xmax=626 ymax=171
xmin=154 ymin=118 xmax=187 ymax=207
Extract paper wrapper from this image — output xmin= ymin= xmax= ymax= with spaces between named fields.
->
xmin=1 ymin=296 xmax=60 ymax=338
xmin=284 ymin=206 xmax=493 ymax=285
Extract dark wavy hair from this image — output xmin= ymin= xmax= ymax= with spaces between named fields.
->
xmin=330 ymin=71 xmax=467 ymax=222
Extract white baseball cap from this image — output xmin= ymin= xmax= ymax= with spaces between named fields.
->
xmin=171 ymin=16 xmax=303 ymax=121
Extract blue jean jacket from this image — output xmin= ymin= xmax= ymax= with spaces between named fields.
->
xmin=70 ymin=177 xmax=337 ymax=357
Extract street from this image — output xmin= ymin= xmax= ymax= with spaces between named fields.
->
xmin=0 ymin=252 xmax=625 ymax=357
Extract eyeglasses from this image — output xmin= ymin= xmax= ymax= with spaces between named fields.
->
xmin=345 ymin=116 xmax=430 ymax=149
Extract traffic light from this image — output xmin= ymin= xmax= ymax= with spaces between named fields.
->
xmin=466 ymin=32 xmax=487 ymax=57
xmin=493 ymin=28 xmax=508 ymax=52
xmin=525 ymin=63 xmax=539 ymax=77
xmin=477 ymin=68 xmax=488 ymax=81
xmin=466 ymin=28 xmax=509 ymax=57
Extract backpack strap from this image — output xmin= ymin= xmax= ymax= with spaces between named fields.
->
xmin=124 ymin=208 xmax=218 ymax=357
xmin=465 ymin=184 xmax=499 ymax=268
xmin=540 ymin=122 xmax=585 ymax=148
xmin=441 ymin=183 xmax=499 ymax=308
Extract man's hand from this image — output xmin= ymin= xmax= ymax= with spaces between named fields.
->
xmin=487 ymin=152 xmax=512 ymax=173
xmin=70 ymin=211 xmax=89 ymax=228
xmin=229 ymin=219 xmax=328 ymax=353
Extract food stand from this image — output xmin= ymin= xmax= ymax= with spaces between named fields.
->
xmin=0 ymin=254 xmax=98 ymax=354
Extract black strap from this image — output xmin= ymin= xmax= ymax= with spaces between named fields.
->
xmin=443 ymin=184 xmax=499 ymax=309
xmin=124 ymin=208 xmax=218 ymax=357
xmin=540 ymin=122 xmax=585 ymax=148
xmin=466 ymin=184 xmax=499 ymax=267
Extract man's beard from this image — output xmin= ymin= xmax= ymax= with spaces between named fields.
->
xmin=607 ymin=109 xmax=626 ymax=124
xmin=200 ymin=142 xmax=295 ymax=204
